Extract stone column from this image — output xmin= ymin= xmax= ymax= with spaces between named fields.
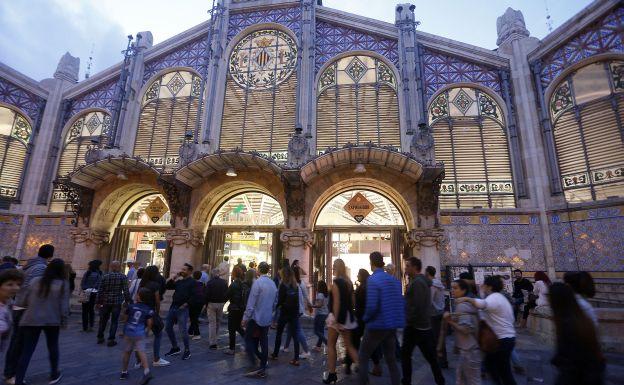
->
xmin=280 ymin=228 xmax=313 ymax=293
xmin=297 ymin=0 xmax=315 ymax=153
xmin=70 ymin=228 xmax=110 ymax=276
xmin=496 ymin=8 xmax=557 ymax=278
xmin=406 ymin=228 xmax=444 ymax=274
xmin=166 ymin=228 xmax=204 ymax=275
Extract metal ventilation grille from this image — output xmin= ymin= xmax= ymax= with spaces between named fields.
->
xmin=219 ymin=75 xmax=296 ymax=155
xmin=0 ymin=136 xmax=27 ymax=200
xmin=316 ymin=84 xmax=400 ymax=151
xmin=134 ymin=97 xmax=200 ymax=170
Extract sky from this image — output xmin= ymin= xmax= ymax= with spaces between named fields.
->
xmin=0 ymin=0 xmax=594 ymax=82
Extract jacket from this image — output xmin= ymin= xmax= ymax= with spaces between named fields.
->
xmin=205 ymin=276 xmax=228 ymax=303
xmin=165 ymin=277 xmax=195 ymax=308
xmin=405 ymin=274 xmax=432 ymax=329
xmin=14 ymin=256 xmax=48 ymax=304
xmin=362 ymin=268 xmax=405 ymax=330
xmin=17 ymin=277 xmax=70 ymax=327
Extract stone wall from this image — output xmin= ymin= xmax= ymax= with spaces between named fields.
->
xmin=0 ymin=214 xmax=23 ymax=256
xmin=22 ymin=215 xmax=74 ymax=261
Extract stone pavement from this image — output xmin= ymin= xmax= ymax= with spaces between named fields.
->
xmin=3 ymin=313 xmax=623 ymax=385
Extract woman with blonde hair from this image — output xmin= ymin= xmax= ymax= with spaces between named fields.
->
xmin=323 ymin=258 xmax=358 ymax=384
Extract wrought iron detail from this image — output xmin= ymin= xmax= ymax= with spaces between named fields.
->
xmin=157 ymin=177 xmax=191 ymax=227
xmin=52 ymin=178 xmax=94 ymax=226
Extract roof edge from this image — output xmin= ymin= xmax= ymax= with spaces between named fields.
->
xmin=0 ymin=61 xmax=49 ymax=97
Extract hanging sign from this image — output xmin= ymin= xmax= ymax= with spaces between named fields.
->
xmin=343 ymin=192 xmax=374 ymax=223
xmin=144 ymin=196 xmax=168 ymax=223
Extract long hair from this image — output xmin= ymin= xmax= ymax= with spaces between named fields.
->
xmin=317 ymin=280 xmax=328 ymax=297
xmin=232 ymin=266 xmax=243 ymax=281
xmin=280 ymin=266 xmax=297 ymax=288
xmin=549 ymin=282 xmax=602 ymax=360
xmin=38 ymin=258 xmax=66 ymax=298
xmin=244 ymin=269 xmax=255 ymax=285
xmin=357 ymin=269 xmax=370 ymax=287
xmin=140 ymin=265 xmax=160 ymax=288
xmin=293 ymin=266 xmax=302 ymax=284
xmin=534 ymin=271 xmax=551 ymax=285
xmin=333 ymin=258 xmax=352 ymax=287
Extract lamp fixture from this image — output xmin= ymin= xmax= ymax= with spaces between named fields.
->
xmin=116 ymin=172 xmax=128 ymax=180
xmin=354 ymin=163 xmax=366 ymax=173
xmin=226 ymin=167 xmax=237 ymax=177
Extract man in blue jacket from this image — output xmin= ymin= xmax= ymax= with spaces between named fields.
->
xmin=358 ymin=252 xmax=404 ymax=385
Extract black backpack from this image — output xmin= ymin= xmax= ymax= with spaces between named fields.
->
xmin=282 ymin=284 xmax=299 ymax=313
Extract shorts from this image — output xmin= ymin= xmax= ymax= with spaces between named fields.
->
xmin=123 ymin=336 xmax=146 ymax=353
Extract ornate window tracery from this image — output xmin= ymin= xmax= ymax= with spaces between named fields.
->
xmin=220 ymin=29 xmax=297 ymax=161
xmin=51 ymin=110 xmax=111 ymax=212
xmin=135 ymin=70 xmax=202 ymax=170
xmin=549 ymin=60 xmax=624 ymax=203
xmin=316 ymin=55 xmax=400 ymax=152
xmin=429 ymin=87 xmax=515 ymax=209
xmin=0 ymin=105 xmax=32 ymax=201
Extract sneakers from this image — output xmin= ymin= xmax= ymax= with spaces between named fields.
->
xmin=209 ymin=344 xmax=217 ymax=350
xmin=5 ymin=377 xmax=15 ymax=385
xmin=133 ymin=362 xmax=142 ymax=370
xmin=152 ymin=358 xmax=170 ymax=367
xmin=164 ymin=347 xmax=181 ymax=357
xmin=107 ymin=340 xmax=117 ymax=347
xmin=244 ymin=368 xmax=266 ymax=378
xmin=120 ymin=372 xmax=129 ymax=380
xmin=282 ymin=347 xmax=289 ymax=352
xmin=139 ymin=372 xmax=153 ymax=385
xmin=192 ymin=335 xmax=201 ymax=341
xmin=224 ymin=349 xmax=235 ymax=355
xmin=182 ymin=350 xmax=191 ymax=360
xmin=300 ymin=351 xmax=311 ymax=360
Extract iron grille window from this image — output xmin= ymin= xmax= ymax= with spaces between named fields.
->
xmin=0 ymin=105 xmax=31 ymax=203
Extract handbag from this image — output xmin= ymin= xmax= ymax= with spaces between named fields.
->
xmin=152 ymin=314 xmax=164 ymax=333
xmin=477 ymin=319 xmax=499 ymax=353
xmin=77 ymin=290 xmax=88 ymax=303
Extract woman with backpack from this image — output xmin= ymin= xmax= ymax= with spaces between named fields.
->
xmin=225 ymin=267 xmax=247 ymax=355
xmin=188 ymin=271 xmax=206 ymax=340
xmin=270 ymin=266 xmax=301 ymax=366
xmin=80 ymin=259 xmax=102 ymax=332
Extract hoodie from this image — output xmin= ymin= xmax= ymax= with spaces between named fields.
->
xmin=430 ymin=278 xmax=446 ymax=316
xmin=14 ymin=257 xmax=48 ymax=305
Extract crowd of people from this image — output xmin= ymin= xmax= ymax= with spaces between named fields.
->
xmin=0 ymin=245 xmax=607 ymax=385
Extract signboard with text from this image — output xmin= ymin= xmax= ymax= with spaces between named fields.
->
xmin=343 ymin=192 xmax=374 ymax=223
xmin=145 ymin=196 xmax=168 ymax=223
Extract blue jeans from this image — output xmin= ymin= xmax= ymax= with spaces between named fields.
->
xmin=244 ymin=320 xmax=269 ymax=371
xmin=153 ymin=328 xmax=162 ymax=361
xmin=284 ymin=316 xmax=309 ymax=352
xmin=273 ymin=315 xmax=300 ymax=360
xmin=15 ymin=326 xmax=60 ymax=385
xmin=165 ymin=306 xmax=190 ymax=351
xmin=313 ymin=314 xmax=328 ymax=347
xmin=97 ymin=304 xmax=121 ymax=341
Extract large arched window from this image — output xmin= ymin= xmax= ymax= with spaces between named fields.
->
xmin=135 ymin=70 xmax=202 ymax=170
xmin=316 ymin=55 xmax=400 ymax=152
xmin=549 ymin=60 xmax=624 ymax=203
xmin=51 ymin=110 xmax=110 ymax=212
xmin=211 ymin=192 xmax=284 ymax=226
xmin=0 ymin=105 xmax=31 ymax=204
xmin=429 ymin=87 xmax=515 ymax=209
xmin=220 ymin=29 xmax=297 ymax=161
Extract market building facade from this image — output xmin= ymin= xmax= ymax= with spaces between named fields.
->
xmin=0 ymin=0 xmax=622 ymax=299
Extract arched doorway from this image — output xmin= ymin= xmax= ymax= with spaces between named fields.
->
xmin=313 ymin=189 xmax=406 ymax=284
xmin=203 ymin=191 xmax=285 ymax=278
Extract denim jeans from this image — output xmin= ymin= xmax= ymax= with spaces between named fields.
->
xmin=153 ymin=328 xmax=162 ymax=361
xmin=313 ymin=314 xmax=328 ymax=347
xmin=273 ymin=315 xmax=300 ymax=360
xmin=484 ymin=337 xmax=517 ymax=385
xmin=97 ymin=304 xmax=122 ymax=341
xmin=244 ymin=319 xmax=269 ymax=371
xmin=359 ymin=328 xmax=401 ymax=385
xmin=165 ymin=306 xmax=190 ymax=351
xmin=15 ymin=326 xmax=60 ymax=385
xmin=401 ymin=327 xmax=445 ymax=385
xmin=284 ymin=316 xmax=309 ymax=352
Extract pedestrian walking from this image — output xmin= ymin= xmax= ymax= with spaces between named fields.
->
xmin=4 ymin=244 xmax=54 ymax=383
xmin=139 ymin=266 xmax=169 ymax=367
xmin=164 ymin=263 xmax=194 ymax=360
xmin=80 ymin=260 xmax=102 ymax=332
xmin=128 ymin=268 xmax=145 ymax=303
xmin=188 ymin=271 xmax=206 ymax=340
xmin=225 ymin=267 xmax=246 ymax=355
xmin=357 ymin=252 xmax=404 ymax=385
xmin=205 ymin=268 xmax=227 ymax=349
xmin=0 ymin=269 xmax=23 ymax=349
xmin=242 ymin=262 xmax=277 ymax=378
xmin=119 ymin=288 xmax=154 ymax=385
xmin=217 ymin=257 xmax=230 ymax=282
xmin=126 ymin=261 xmax=136 ymax=281
xmin=323 ymin=258 xmax=359 ymax=384
xmin=444 ymin=279 xmax=481 ymax=385
xmin=511 ymin=269 xmax=532 ymax=324
xmin=402 ymin=257 xmax=445 ymax=385
xmin=96 ymin=261 xmax=130 ymax=346
xmin=426 ymin=266 xmax=449 ymax=368
xmin=235 ymin=258 xmax=247 ymax=274
xmin=282 ymin=266 xmax=311 ymax=359
xmin=199 ymin=264 xmax=210 ymax=284
xmin=271 ymin=266 xmax=302 ymax=366
xmin=312 ymin=280 xmax=329 ymax=351
xmin=14 ymin=258 xmax=69 ymax=385
xmin=564 ymin=271 xmax=598 ymax=327
xmin=456 ymin=275 xmax=516 ymax=385
xmin=549 ymin=282 xmax=605 ymax=385
xmin=0 ymin=257 xmax=18 ymax=271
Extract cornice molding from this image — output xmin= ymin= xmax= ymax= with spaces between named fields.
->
xmin=0 ymin=62 xmax=49 ymax=98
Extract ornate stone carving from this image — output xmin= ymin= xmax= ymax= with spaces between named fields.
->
xmin=280 ymin=229 xmax=313 ymax=249
xmin=282 ymin=170 xmax=305 ymax=221
xmin=178 ymin=142 xmax=197 ymax=165
xmin=54 ymin=52 xmax=80 ymax=83
xmin=496 ymin=8 xmax=530 ymax=46
xmin=53 ymin=178 xmax=94 ymax=226
xmin=70 ymin=228 xmax=110 ymax=246
xmin=157 ymin=177 xmax=191 ymax=227
xmin=287 ymin=126 xmax=309 ymax=167
xmin=405 ymin=228 xmax=445 ymax=250
xmin=166 ymin=228 xmax=204 ymax=247
xmin=416 ymin=170 xmax=444 ymax=218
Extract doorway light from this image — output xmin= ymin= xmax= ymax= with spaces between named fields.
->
xmin=226 ymin=167 xmax=237 ymax=177
xmin=354 ymin=163 xmax=366 ymax=173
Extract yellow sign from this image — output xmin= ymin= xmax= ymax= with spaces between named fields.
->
xmin=343 ymin=192 xmax=374 ymax=223
xmin=145 ymin=197 xmax=168 ymax=223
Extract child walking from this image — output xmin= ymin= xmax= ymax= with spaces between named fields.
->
xmin=120 ymin=288 xmax=154 ymax=384
xmin=312 ymin=280 xmax=329 ymax=351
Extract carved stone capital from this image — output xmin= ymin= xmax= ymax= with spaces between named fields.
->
xmin=70 ymin=228 xmax=110 ymax=246
xmin=405 ymin=228 xmax=445 ymax=250
xmin=158 ymin=177 xmax=191 ymax=227
xmin=280 ymin=229 xmax=313 ymax=249
xmin=166 ymin=228 xmax=204 ymax=248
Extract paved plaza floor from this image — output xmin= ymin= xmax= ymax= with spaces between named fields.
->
xmin=4 ymin=313 xmax=623 ymax=385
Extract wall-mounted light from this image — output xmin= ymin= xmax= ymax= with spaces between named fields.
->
xmin=117 ymin=172 xmax=128 ymax=180
xmin=354 ymin=163 xmax=366 ymax=173
xmin=226 ymin=167 xmax=237 ymax=177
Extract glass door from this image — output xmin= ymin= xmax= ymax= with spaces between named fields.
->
xmin=329 ymin=231 xmax=392 ymax=283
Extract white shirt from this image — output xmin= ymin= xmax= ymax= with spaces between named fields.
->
xmin=475 ymin=292 xmax=516 ymax=339
xmin=534 ymin=280 xmax=549 ymax=307
xmin=576 ymin=294 xmax=598 ymax=327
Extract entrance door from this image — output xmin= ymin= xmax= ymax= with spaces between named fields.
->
xmin=329 ymin=231 xmax=392 ymax=283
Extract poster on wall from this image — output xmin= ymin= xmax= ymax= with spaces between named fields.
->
xmin=445 ymin=264 xmax=514 ymax=294
xmin=344 ymin=192 xmax=374 ymax=223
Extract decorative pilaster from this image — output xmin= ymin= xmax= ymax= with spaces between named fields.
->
xmin=167 ymin=228 xmax=205 ymax=274
xmin=281 ymin=169 xmax=306 ymax=228
xmin=165 ymin=228 xmax=204 ymax=247
xmin=407 ymin=227 xmax=445 ymax=273
xmin=415 ymin=168 xmax=444 ymax=227
xmin=70 ymin=228 xmax=110 ymax=273
xmin=280 ymin=229 xmax=313 ymax=249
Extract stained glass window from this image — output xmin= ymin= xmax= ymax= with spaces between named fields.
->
xmin=51 ymin=110 xmax=111 ymax=212
xmin=135 ymin=70 xmax=202 ymax=170
xmin=0 ymin=105 xmax=32 ymax=200
xmin=316 ymin=55 xmax=400 ymax=152
xmin=220 ymin=29 xmax=297 ymax=160
xmin=429 ymin=87 xmax=515 ymax=209
xmin=550 ymin=60 xmax=624 ymax=203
